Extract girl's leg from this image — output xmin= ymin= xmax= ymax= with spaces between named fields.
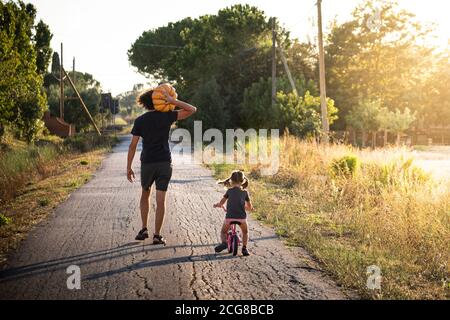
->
xmin=240 ymin=221 xmax=249 ymax=247
xmin=220 ymin=222 xmax=230 ymax=243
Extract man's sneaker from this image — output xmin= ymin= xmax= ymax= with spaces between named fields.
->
xmin=135 ymin=228 xmax=149 ymax=241
xmin=153 ymin=234 xmax=167 ymax=246
xmin=214 ymin=243 xmax=228 ymax=253
xmin=242 ymin=247 xmax=250 ymax=256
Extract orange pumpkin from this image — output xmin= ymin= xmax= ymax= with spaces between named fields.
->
xmin=152 ymin=83 xmax=178 ymax=112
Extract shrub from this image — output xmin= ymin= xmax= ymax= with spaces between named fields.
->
xmin=0 ymin=214 xmax=12 ymax=227
xmin=38 ymin=198 xmax=50 ymax=207
xmin=64 ymin=133 xmax=118 ymax=153
xmin=331 ymin=155 xmax=360 ymax=177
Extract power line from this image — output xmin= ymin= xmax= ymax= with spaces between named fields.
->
xmin=133 ymin=43 xmax=184 ymax=49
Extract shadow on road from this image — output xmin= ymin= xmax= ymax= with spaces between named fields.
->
xmin=170 ymin=177 xmax=212 ymax=184
xmin=85 ymin=253 xmax=237 ymax=281
xmin=0 ymin=236 xmax=277 ymax=283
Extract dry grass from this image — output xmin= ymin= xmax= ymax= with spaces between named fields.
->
xmin=0 ymin=148 xmax=108 ymax=265
xmin=0 ymin=132 xmax=118 ymax=267
xmin=210 ymin=136 xmax=450 ymax=299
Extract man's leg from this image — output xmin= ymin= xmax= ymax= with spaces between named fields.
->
xmin=140 ymin=188 xmax=151 ymax=229
xmin=154 ymin=190 xmax=167 ymax=236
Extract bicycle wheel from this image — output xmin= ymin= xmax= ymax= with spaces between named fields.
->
xmin=227 ymin=232 xmax=233 ymax=253
xmin=232 ymin=235 xmax=239 ymax=256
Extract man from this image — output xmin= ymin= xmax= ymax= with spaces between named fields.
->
xmin=127 ymin=89 xmax=197 ymax=244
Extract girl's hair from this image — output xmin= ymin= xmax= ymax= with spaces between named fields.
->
xmin=137 ymin=90 xmax=155 ymax=110
xmin=218 ymin=170 xmax=249 ymax=189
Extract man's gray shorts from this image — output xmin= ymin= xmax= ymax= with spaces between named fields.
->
xmin=140 ymin=162 xmax=173 ymax=192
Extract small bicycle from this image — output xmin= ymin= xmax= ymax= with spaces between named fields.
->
xmin=227 ymin=221 xmax=242 ymax=256
xmin=219 ymin=205 xmax=241 ymax=256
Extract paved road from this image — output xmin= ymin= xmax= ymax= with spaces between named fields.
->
xmin=413 ymin=148 xmax=450 ymax=181
xmin=0 ymin=136 xmax=348 ymax=300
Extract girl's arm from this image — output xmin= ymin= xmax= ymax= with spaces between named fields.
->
xmin=245 ymin=200 xmax=254 ymax=211
xmin=214 ymin=197 xmax=227 ymax=209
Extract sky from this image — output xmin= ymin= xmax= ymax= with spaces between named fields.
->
xmin=28 ymin=0 xmax=450 ymax=96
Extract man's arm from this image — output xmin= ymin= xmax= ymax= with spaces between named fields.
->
xmin=127 ymin=135 xmax=140 ymax=182
xmin=164 ymin=91 xmax=197 ymax=120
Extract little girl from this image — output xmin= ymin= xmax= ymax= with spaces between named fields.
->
xmin=213 ymin=170 xmax=254 ymax=256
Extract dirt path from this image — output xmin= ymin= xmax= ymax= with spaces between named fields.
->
xmin=0 ymin=136 xmax=348 ymax=300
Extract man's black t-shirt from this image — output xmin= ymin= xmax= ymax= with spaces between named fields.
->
xmin=131 ymin=111 xmax=178 ymax=163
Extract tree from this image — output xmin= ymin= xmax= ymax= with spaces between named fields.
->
xmin=240 ymin=75 xmax=320 ymax=131
xmin=380 ymin=108 xmax=416 ymax=146
xmin=189 ymin=77 xmax=230 ymax=131
xmin=128 ymin=4 xmax=290 ymax=130
xmin=419 ymin=51 xmax=450 ymax=129
xmin=240 ymin=76 xmax=337 ymax=137
xmin=46 ymin=71 xmax=101 ymax=131
xmin=346 ymin=100 xmax=381 ymax=148
xmin=276 ymin=91 xmax=338 ymax=138
xmin=34 ymin=20 xmax=53 ymax=75
xmin=0 ymin=0 xmax=48 ymax=142
xmin=117 ymin=84 xmax=143 ymax=118
xmin=285 ymin=40 xmax=317 ymax=85
xmin=325 ymin=0 xmax=434 ymax=130
xmin=44 ymin=52 xmax=61 ymax=87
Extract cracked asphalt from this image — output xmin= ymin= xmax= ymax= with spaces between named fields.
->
xmin=0 ymin=136 xmax=349 ymax=300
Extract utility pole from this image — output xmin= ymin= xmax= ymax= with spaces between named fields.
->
xmin=317 ymin=0 xmax=330 ymax=144
xmin=63 ymin=68 xmax=101 ymax=136
xmin=59 ymin=43 xmax=64 ymax=120
xmin=72 ymin=57 xmax=76 ymax=84
xmin=271 ymin=17 xmax=277 ymax=107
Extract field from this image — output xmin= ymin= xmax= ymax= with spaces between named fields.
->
xmin=210 ymin=136 xmax=450 ymax=299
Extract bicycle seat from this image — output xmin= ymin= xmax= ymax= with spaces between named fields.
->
xmin=229 ymin=221 xmax=242 ymax=225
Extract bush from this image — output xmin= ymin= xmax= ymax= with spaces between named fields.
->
xmin=38 ymin=198 xmax=50 ymax=207
xmin=331 ymin=155 xmax=360 ymax=177
xmin=64 ymin=133 xmax=118 ymax=153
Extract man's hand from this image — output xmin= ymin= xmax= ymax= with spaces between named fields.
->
xmin=163 ymin=90 xmax=177 ymax=105
xmin=127 ymin=168 xmax=135 ymax=183
xmin=127 ymin=136 xmax=139 ymax=183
